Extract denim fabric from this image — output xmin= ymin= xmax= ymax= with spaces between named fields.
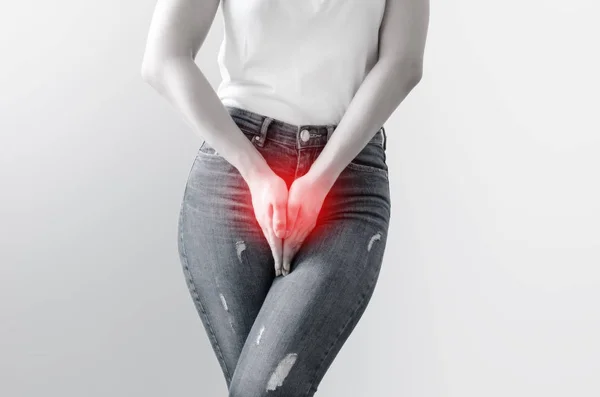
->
xmin=177 ymin=105 xmax=391 ymax=396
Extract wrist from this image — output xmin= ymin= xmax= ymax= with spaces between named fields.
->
xmin=232 ymin=147 xmax=272 ymax=182
xmin=307 ymin=159 xmax=341 ymax=191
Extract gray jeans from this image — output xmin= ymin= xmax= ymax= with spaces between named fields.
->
xmin=177 ymin=105 xmax=391 ymax=396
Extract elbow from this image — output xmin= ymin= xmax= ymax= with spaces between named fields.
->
xmin=140 ymin=50 xmax=169 ymax=84
xmin=404 ymin=59 xmax=424 ymax=91
xmin=141 ymin=52 xmax=193 ymax=86
xmin=384 ymin=56 xmax=424 ymax=92
xmin=379 ymin=56 xmax=424 ymax=93
xmin=408 ymin=69 xmax=423 ymax=92
xmin=140 ymin=60 xmax=161 ymax=85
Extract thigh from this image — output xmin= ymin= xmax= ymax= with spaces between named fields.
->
xmin=177 ymin=151 xmax=275 ymax=387
xmin=227 ymin=174 xmax=391 ymax=397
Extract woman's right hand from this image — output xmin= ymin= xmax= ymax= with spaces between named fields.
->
xmin=245 ymin=169 xmax=289 ymax=276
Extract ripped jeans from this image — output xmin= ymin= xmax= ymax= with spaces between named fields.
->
xmin=177 ymin=105 xmax=391 ymax=396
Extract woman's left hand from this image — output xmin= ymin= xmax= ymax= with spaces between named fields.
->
xmin=281 ymin=171 xmax=332 ymax=276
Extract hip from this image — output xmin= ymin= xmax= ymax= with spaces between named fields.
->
xmin=181 ymin=106 xmax=391 ymax=228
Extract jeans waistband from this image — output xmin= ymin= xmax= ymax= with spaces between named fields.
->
xmin=225 ymin=105 xmax=386 ymax=151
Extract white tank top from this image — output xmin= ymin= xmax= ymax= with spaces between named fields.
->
xmin=216 ymin=0 xmax=386 ymax=126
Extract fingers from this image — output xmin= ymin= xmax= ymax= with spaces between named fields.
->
xmin=272 ymin=195 xmax=287 ymax=239
xmin=285 ymin=197 xmax=301 ymax=239
xmin=281 ymin=237 xmax=297 ymax=276
xmin=272 ymin=232 xmax=283 ymax=277
xmin=280 ymin=185 xmax=303 ymax=274
xmin=282 ymin=219 xmax=311 ymax=276
xmin=261 ymin=224 xmax=283 ymax=276
xmin=268 ymin=190 xmax=287 ymax=274
xmin=247 ymin=173 xmax=288 ymax=276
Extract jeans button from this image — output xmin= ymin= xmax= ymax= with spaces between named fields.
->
xmin=300 ymin=129 xmax=310 ymax=142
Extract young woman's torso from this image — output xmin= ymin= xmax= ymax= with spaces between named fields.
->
xmin=216 ymin=0 xmax=386 ymax=126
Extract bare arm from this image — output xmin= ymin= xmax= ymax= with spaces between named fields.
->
xmin=309 ymin=0 xmax=430 ymax=187
xmin=140 ymin=0 xmax=271 ymax=182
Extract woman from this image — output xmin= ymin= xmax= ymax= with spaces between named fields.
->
xmin=141 ymin=0 xmax=428 ymax=395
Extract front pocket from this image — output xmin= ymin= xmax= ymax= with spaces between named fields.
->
xmin=346 ymin=142 xmax=388 ymax=177
xmin=197 ymin=140 xmax=221 ymax=158
xmin=346 ymin=161 xmax=388 ymax=176
xmin=196 ymin=131 xmax=257 ymax=159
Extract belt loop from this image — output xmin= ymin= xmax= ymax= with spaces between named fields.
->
xmin=256 ymin=116 xmax=273 ymax=148
xmin=326 ymin=125 xmax=334 ymax=141
xmin=381 ymin=126 xmax=387 ymax=151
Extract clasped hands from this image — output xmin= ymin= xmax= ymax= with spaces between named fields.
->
xmin=246 ymin=168 xmax=332 ymax=276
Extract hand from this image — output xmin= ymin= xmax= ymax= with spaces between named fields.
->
xmin=281 ymin=171 xmax=332 ymax=276
xmin=244 ymin=169 xmax=289 ymax=276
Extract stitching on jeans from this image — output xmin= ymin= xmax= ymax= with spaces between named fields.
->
xmin=178 ymin=202 xmax=233 ymax=384
xmin=346 ymin=161 xmax=389 ymax=178
xmin=197 ymin=131 xmax=257 ymax=159
xmin=303 ymin=261 xmax=382 ymax=396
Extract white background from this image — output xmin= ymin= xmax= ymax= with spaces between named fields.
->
xmin=2 ymin=1 xmax=599 ymax=396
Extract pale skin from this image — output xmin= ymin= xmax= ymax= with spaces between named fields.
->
xmin=141 ymin=0 xmax=429 ymax=276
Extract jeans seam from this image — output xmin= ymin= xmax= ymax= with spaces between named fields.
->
xmin=303 ymin=265 xmax=381 ymax=396
xmin=346 ymin=161 xmax=389 ymax=178
xmin=197 ymin=131 xmax=258 ymax=159
xmin=178 ymin=199 xmax=233 ymax=384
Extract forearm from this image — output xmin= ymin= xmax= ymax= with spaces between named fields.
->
xmin=309 ymin=58 xmax=423 ymax=187
xmin=141 ymin=56 xmax=271 ymax=181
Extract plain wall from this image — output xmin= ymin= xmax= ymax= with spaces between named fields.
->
xmin=2 ymin=1 xmax=599 ymax=396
